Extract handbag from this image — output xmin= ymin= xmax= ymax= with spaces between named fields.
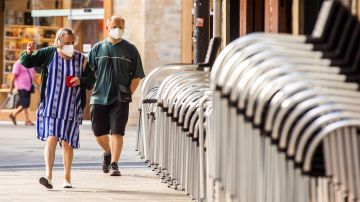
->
xmin=26 ymin=69 xmax=35 ymax=94
xmin=0 ymin=93 xmax=18 ymax=109
xmin=104 ymin=42 xmax=132 ymax=103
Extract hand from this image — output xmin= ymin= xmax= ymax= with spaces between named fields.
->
xmin=70 ymin=77 xmax=80 ymax=86
xmin=8 ymin=90 xmax=13 ymax=97
xmin=26 ymin=41 xmax=35 ymax=55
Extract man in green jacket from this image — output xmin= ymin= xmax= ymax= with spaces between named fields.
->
xmin=88 ymin=16 xmax=145 ymax=176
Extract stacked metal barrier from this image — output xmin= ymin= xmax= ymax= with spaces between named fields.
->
xmin=208 ymin=1 xmax=360 ymax=201
xmin=137 ymin=65 xmax=213 ymax=201
xmin=136 ymin=37 xmax=221 ymax=201
xmin=137 ymin=1 xmax=360 ymax=201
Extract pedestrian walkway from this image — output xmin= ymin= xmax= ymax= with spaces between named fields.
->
xmin=0 ymin=122 xmax=191 ymax=202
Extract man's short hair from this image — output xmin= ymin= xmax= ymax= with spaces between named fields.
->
xmin=107 ymin=16 xmax=125 ymax=27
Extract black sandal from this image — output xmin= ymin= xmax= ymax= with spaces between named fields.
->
xmin=9 ymin=114 xmax=16 ymax=125
xmin=39 ymin=177 xmax=53 ymax=189
xmin=25 ymin=121 xmax=34 ymax=126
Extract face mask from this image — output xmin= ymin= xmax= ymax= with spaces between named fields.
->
xmin=109 ymin=28 xmax=124 ymax=40
xmin=62 ymin=44 xmax=74 ymax=57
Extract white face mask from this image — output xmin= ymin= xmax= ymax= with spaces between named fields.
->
xmin=109 ymin=28 xmax=124 ymax=40
xmin=62 ymin=44 xmax=74 ymax=57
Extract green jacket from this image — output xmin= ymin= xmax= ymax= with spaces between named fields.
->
xmin=19 ymin=46 xmax=95 ymax=110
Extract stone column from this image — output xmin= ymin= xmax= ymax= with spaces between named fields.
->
xmin=113 ymin=0 xmax=182 ymax=125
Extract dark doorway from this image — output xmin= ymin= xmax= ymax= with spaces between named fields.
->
xmin=230 ymin=0 xmax=240 ymax=42
xmin=279 ymin=0 xmax=293 ymax=33
xmin=303 ymin=0 xmax=325 ymax=34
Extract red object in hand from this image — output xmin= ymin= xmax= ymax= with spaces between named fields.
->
xmin=65 ymin=76 xmax=74 ymax=87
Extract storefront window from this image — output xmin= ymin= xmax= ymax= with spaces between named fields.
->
xmin=2 ymin=0 xmax=104 ymax=88
xmin=70 ymin=0 xmax=103 ymax=9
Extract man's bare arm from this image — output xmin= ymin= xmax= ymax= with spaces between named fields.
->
xmin=130 ymin=78 xmax=141 ymax=95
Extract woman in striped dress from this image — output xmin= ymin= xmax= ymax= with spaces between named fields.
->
xmin=20 ymin=28 xmax=95 ymax=189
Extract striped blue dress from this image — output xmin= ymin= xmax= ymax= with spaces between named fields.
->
xmin=36 ymin=51 xmax=85 ymax=149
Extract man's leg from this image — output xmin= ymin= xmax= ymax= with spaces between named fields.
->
xmin=110 ymin=134 xmax=123 ymax=163
xmin=61 ymin=140 xmax=73 ymax=188
xmin=91 ymin=104 xmax=112 ymax=173
xmin=96 ymin=135 xmax=111 ymax=153
xmin=109 ymin=134 xmax=122 ymax=176
xmin=96 ymin=135 xmax=112 ymax=173
xmin=108 ymin=102 xmax=128 ymax=176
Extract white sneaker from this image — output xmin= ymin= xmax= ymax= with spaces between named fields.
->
xmin=62 ymin=181 xmax=72 ymax=188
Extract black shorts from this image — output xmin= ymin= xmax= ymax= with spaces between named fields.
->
xmin=90 ymin=101 xmax=129 ymax=136
xmin=17 ymin=90 xmax=31 ymax=108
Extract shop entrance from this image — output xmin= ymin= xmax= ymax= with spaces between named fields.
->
xmin=0 ymin=0 xmax=107 ymax=120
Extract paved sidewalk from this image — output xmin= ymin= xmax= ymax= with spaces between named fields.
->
xmin=0 ymin=122 xmax=191 ymax=202
xmin=0 ymin=169 xmax=190 ymax=202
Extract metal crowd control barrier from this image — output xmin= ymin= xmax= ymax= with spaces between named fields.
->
xmin=136 ymin=37 xmax=221 ymax=201
xmin=137 ymin=69 xmax=212 ymax=201
xmin=137 ymin=1 xmax=359 ymax=201
xmin=208 ymin=1 xmax=360 ymax=201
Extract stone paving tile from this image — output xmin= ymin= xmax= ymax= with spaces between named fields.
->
xmin=0 ymin=123 xmax=192 ymax=202
xmin=0 ymin=169 xmax=192 ymax=202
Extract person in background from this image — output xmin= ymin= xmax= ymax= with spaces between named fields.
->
xmin=88 ymin=16 xmax=145 ymax=176
xmin=20 ymin=28 xmax=95 ymax=189
xmin=8 ymin=60 xmax=37 ymax=126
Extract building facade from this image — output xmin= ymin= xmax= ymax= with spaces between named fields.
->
xmin=0 ymin=0 xmax=359 ymax=123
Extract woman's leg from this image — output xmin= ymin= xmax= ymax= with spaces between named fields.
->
xmin=61 ymin=140 xmax=73 ymax=182
xmin=44 ymin=136 xmax=57 ymax=180
xmin=11 ymin=90 xmax=27 ymax=121
xmin=23 ymin=108 xmax=30 ymax=122
xmin=12 ymin=105 xmax=24 ymax=117
xmin=23 ymin=107 xmax=34 ymax=124
xmin=23 ymin=93 xmax=33 ymax=125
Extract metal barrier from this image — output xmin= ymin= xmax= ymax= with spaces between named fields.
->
xmin=208 ymin=1 xmax=360 ymax=201
xmin=136 ymin=37 xmax=221 ymax=201
xmin=137 ymin=67 xmax=212 ymax=201
xmin=137 ymin=1 xmax=360 ymax=201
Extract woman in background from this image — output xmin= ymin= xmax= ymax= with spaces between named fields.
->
xmin=8 ymin=60 xmax=37 ymax=126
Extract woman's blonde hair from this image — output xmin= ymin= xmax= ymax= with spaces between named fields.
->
xmin=54 ymin=28 xmax=78 ymax=48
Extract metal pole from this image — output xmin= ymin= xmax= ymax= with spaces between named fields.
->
xmin=213 ymin=0 xmax=222 ymax=37
xmin=193 ymin=0 xmax=210 ymax=63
